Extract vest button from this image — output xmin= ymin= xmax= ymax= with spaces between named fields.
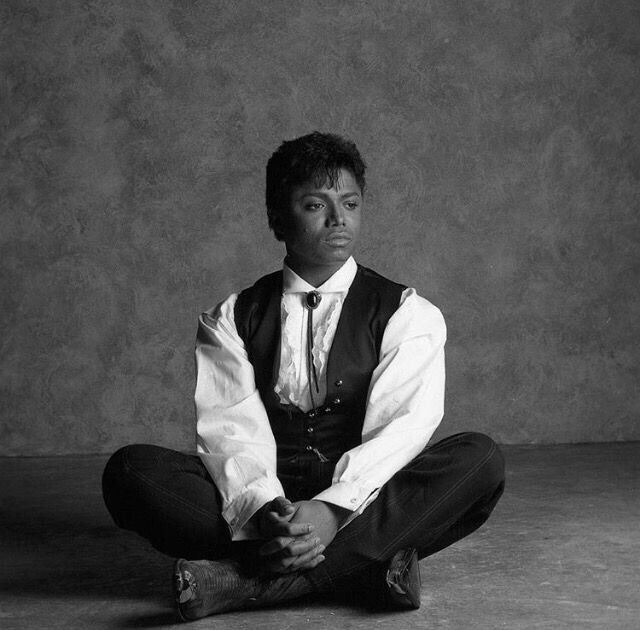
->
xmin=334 ymin=379 xmax=343 ymax=387
xmin=305 ymin=445 xmax=313 ymax=451
xmin=307 ymin=427 xmax=314 ymax=434
xmin=324 ymin=406 xmax=332 ymax=413
xmin=332 ymin=398 xmax=341 ymax=405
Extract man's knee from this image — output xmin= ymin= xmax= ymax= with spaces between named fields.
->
xmin=450 ymin=431 xmax=505 ymax=493
xmin=103 ymin=444 xmax=148 ymax=486
xmin=428 ymin=431 xmax=504 ymax=495
xmin=102 ymin=444 xmax=155 ymax=524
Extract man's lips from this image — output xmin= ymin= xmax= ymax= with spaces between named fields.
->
xmin=324 ymin=232 xmax=352 ymax=246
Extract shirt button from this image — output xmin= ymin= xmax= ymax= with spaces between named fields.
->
xmin=350 ymin=498 xmax=357 ymax=503
xmin=334 ymin=379 xmax=343 ymax=387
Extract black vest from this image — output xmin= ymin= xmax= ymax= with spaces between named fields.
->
xmin=234 ymin=265 xmax=405 ymax=498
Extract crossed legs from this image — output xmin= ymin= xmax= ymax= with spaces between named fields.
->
xmin=102 ymin=432 xmax=504 ymax=611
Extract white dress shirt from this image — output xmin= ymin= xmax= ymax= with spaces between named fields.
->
xmin=195 ymin=257 xmax=446 ymax=540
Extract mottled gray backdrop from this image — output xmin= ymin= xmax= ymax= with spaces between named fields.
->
xmin=2 ymin=1 xmax=639 ymax=455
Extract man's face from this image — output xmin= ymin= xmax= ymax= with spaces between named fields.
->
xmin=282 ymin=168 xmax=362 ymax=279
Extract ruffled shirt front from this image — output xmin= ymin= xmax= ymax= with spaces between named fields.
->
xmin=275 ymin=258 xmax=357 ymax=412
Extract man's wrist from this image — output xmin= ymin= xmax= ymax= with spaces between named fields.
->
xmin=313 ymin=500 xmax=350 ymax=528
xmin=248 ymin=501 xmax=270 ymax=535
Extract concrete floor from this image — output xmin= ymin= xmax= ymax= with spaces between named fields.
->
xmin=0 ymin=443 xmax=638 ymax=629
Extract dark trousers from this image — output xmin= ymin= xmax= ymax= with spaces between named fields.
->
xmin=102 ymin=432 xmax=504 ymax=593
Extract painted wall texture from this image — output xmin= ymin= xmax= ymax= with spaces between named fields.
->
xmin=1 ymin=1 xmax=639 ymax=455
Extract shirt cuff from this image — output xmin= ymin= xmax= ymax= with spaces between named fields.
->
xmin=222 ymin=486 xmax=280 ymax=541
xmin=312 ymin=481 xmax=380 ymax=528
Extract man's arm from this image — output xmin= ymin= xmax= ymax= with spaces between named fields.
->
xmin=310 ymin=288 xmax=446 ymax=524
xmin=195 ymin=294 xmax=286 ymax=540
xmin=196 ymin=295 xmax=325 ymax=569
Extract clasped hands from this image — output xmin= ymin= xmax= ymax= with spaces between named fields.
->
xmin=252 ymin=497 xmax=347 ymax=574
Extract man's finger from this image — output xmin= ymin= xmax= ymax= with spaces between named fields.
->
xmin=263 ymin=509 xmax=301 ymax=527
xmin=267 ymin=520 xmax=315 ymax=537
xmin=259 ymin=536 xmax=295 ymax=557
xmin=268 ymin=550 xmax=326 ymax=574
xmin=271 ymin=496 xmax=295 ymax=516
xmin=287 ymin=544 xmax=325 ymax=568
xmin=283 ymin=536 xmax=321 ymax=558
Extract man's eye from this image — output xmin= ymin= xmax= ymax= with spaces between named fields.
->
xmin=345 ymin=202 xmax=359 ymax=210
xmin=306 ymin=203 xmax=324 ymax=210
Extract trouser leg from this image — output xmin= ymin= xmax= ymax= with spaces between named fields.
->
xmin=102 ymin=444 xmax=235 ymax=560
xmin=305 ymin=432 xmax=505 ymax=593
xmin=103 ymin=434 xmax=504 ymax=597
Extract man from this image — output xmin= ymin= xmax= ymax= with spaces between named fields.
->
xmin=102 ymin=132 xmax=504 ymax=621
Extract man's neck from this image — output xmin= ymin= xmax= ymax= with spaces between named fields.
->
xmin=284 ymin=257 xmax=347 ymax=288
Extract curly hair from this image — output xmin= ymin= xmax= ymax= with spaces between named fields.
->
xmin=265 ymin=131 xmax=366 ymax=241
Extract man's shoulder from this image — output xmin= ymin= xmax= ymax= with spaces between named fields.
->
xmin=355 ymin=264 xmax=406 ymax=293
xmin=234 ymin=270 xmax=283 ymax=340
xmin=355 ymin=266 xmax=445 ymax=332
xmin=345 ymin=265 xmax=407 ymax=330
xmin=240 ymin=269 xmax=283 ymax=295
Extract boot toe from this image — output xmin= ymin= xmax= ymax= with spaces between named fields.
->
xmin=385 ymin=548 xmax=421 ymax=610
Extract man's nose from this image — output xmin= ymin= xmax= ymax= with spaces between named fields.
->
xmin=326 ymin=202 xmax=345 ymax=226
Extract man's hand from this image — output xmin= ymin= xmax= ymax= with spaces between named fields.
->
xmin=258 ymin=500 xmax=349 ymax=574
xmin=252 ymin=496 xmax=311 ymax=539
xmin=251 ymin=497 xmax=324 ymax=574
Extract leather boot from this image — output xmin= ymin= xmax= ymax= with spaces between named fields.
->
xmin=385 ymin=547 xmax=421 ymax=609
xmin=174 ymin=558 xmax=313 ymax=621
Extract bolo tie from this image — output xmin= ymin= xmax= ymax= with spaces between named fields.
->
xmin=304 ymin=290 xmax=322 ymax=412
xmin=303 ymin=290 xmax=329 ymax=463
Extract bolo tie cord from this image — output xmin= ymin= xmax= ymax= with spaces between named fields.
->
xmin=305 ymin=291 xmax=322 ymax=411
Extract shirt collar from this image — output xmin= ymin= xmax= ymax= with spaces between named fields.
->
xmin=282 ymin=257 xmax=358 ymax=294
